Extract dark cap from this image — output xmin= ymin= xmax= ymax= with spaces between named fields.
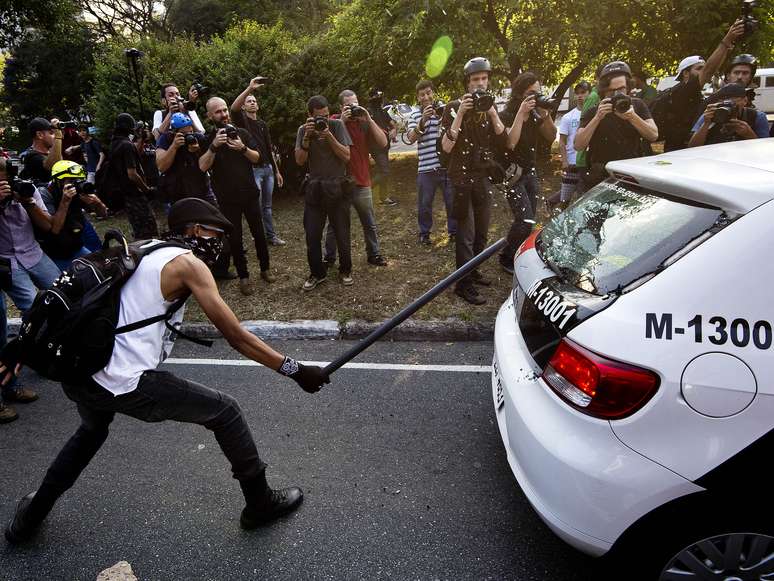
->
xmin=115 ymin=113 xmax=137 ymax=132
xmin=600 ymin=61 xmax=632 ymax=82
xmin=715 ymin=83 xmax=747 ymax=100
xmin=168 ymin=198 xmax=233 ymax=234
xmin=28 ymin=117 xmax=53 ymax=136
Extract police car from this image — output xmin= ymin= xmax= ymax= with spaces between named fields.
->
xmin=492 ymin=139 xmax=774 ymax=579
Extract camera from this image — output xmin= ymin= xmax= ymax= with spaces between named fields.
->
xmin=610 ymin=93 xmax=632 ymax=113
xmin=347 ymin=105 xmax=366 ymax=118
xmin=221 ymin=124 xmax=239 ymax=139
xmin=174 ymin=97 xmax=197 ymax=112
xmin=135 ymin=121 xmax=152 ymax=142
xmin=314 ymin=115 xmax=329 ymax=132
xmin=184 ymin=133 xmax=198 ymax=147
xmin=124 ymin=47 xmax=143 ymax=59
xmin=58 ymin=120 xmax=78 ymax=129
xmin=191 ymin=81 xmax=208 ymax=95
xmin=432 ymin=100 xmax=446 ymax=117
xmin=470 ymin=88 xmax=495 ymax=112
xmin=73 ymin=180 xmax=96 ymax=196
xmin=6 ymin=159 xmax=36 ymax=201
xmin=742 ymin=0 xmax=759 ymax=37
xmin=713 ymin=100 xmax=738 ymax=125
xmin=254 ymin=76 xmax=272 ymax=86
xmin=532 ymin=93 xmax=556 ymax=110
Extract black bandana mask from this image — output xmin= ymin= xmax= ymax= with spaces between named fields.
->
xmin=183 ymin=235 xmax=224 ymax=266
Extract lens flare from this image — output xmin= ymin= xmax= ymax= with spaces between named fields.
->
xmin=426 ymin=36 xmax=453 ymax=78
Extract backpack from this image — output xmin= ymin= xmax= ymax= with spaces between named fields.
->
xmin=10 ymin=229 xmax=211 ymax=383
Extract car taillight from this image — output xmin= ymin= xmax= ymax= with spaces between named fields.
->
xmin=542 ymin=339 xmax=659 ymax=420
xmin=516 ymin=227 xmax=541 ymax=258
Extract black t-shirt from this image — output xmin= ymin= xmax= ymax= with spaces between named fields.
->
xmin=367 ymin=104 xmax=392 ymax=152
xmin=232 ymin=110 xmax=276 ymax=171
xmin=580 ymin=97 xmax=652 ymax=165
xmin=499 ymin=106 xmax=541 ymax=170
xmin=109 ymin=136 xmax=144 ymax=195
xmin=20 ymin=149 xmax=50 ymax=185
xmin=661 ymin=76 xmax=702 ymax=152
xmin=156 ymin=132 xmax=209 ymax=202
xmin=205 ymin=127 xmax=260 ymax=204
xmin=441 ymin=100 xmax=507 ymax=182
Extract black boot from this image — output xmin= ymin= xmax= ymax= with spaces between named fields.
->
xmin=471 ymin=270 xmax=492 ymax=287
xmin=239 ymin=473 xmax=304 ymax=530
xmin=5 ymin=492 xmax=47 ymax=544
xmin=455 ymin=283 xmax=486 ymax=305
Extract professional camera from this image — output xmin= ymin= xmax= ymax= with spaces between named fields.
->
xmin=314 ymin=116 xmax=329 ymax=132
xmin=254 ymin=76 xmax=272 ymax=85
xmin=6 ymin=159 xmax=36 ymax=201
xmin=713 ymin=100 xmax=738 ymax=125
xmin=174 ymin=97 xmax=197 ymax=112
xmin=73 ymin=180 xmax=96 ymax=196
xmin=348 ymin=105 xmax=367 ymax=118
xmin=742 ymin=0 xmax=759 ymax=37
xmin=58 ymin=120 xmax=78 ymax=129
xmin=135 ymin=121 xmax=152 ymax=142
xmin=221 ymin=124 xmax=239 ymax=139
xmin=124 ymin=48 xmax=143 ymax=59
xmin=610 ymin=93 xmax=632 ymax=113
xmin=532 ymin=93 xmax=556 ymax=110
xmin=184 ymin=133 xmax=199 ymax=147
xmin=191 ymin=81 xmax=208 ymax=95
xmin=432 ymin=100 xmax=446 ymax=117
xmin=470 ymin=88 xmax=495 ymax=112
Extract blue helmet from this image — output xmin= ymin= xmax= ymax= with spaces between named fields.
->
xmin=170 ymin=112 xmax=193 ymax=130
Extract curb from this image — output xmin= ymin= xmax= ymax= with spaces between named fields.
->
xmin=6 ymin=318 xmax=494 ymax=342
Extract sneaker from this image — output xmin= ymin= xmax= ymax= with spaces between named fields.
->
xmin=268 ymin=237 xmax=287 ymax=246
xmin=367 ymin=255 xmax=388 ymax=267
xmin=303 ymin=275 xmax=326 ymax=291
xmin=212 ymin=269 xmax=238 ymax=280
xmin=341 ymin=273 xmax=354 ymax=286
xmin=2 ymin=387 xmax=38 ymax=404
xmin=499 ymin=256 xmax=515 ymax=275
xmin=260 ymin=270 xmax=276 ymax=283
xmin=471 ymin=271 xmax=492 ymax=287
xmin=240 ymin=487 xmax=304 ymax=530
xmin=0 ymin=401 xmax=18 ymax=424
xmin=419 ymin=234 xmax=431 ymax=245
xmin=455 ymin=285 xmax=486 ymax=305
xmin=239 ymin=278 xmax=254 ymax=296
xmin=382 ymin=197 xmax=398 ymax=207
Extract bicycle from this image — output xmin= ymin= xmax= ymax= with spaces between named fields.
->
xmin=383 ymin=100 xmax=416 ymax=145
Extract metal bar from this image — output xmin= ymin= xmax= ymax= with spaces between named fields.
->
xmin=323 ymin=237 xmax=507 ymax=376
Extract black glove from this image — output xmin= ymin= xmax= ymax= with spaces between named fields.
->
xmin=278 ymin=356 xmax=330 ymax=393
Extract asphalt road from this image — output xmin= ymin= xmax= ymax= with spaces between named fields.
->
xmin=0 ymin=339 xmax=599 ymax=580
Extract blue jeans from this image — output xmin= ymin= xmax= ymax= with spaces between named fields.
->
xmin=417 ymin=169 xmax=457 ymax=237
xmin=52 ymin=247 xmax=91 ymax=272
xmin=253 ymin=164 xmax=277 ymax=240
xmin=325 ymin=186 xmax=380 ymax=260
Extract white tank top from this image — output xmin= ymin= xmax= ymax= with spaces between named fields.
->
xmin=92 ymin=242 xmax=191 ymax=396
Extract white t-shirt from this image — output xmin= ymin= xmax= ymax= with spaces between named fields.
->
xmin=152 ymin=109 xmax=205 ymax=133
xmin=558 ymin=107 xmax=582 ymax=166
xmin=92 ymin=243 xmax=191 ymax=395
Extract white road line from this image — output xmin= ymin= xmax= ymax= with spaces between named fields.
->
xmin=164 ymin=358 xmax=491 ymax=374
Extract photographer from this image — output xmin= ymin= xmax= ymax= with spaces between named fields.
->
xmin=19 ymin=118 xmax=64 ymax=185
xmin=498 ymin=72 xmax=558 ymax=273
xmin=654 ymin=20 xmax=745 ymax=152
xmin=323 ymin=89 xmax=388 ymax=268
xmin=200 ymin=97 xmax=274 ymax=296
xmin=688 ymin=83 xmax=768 ymax=147
xmin=574 ymin=61 xmax=658 ymax=189
xmin=110 ymin=113 xmax=159 ymax=239
xmin=155 ymin=113 xmax=216 ymax=206
xmin=67 ymin=125 xmax=105 ymax=184
xmin=152 ymin=83 xmax=205 ymax=141
xmin=440 ymin=57 xmax=507 ymax=306
xmin=294 ymin=95 xmax=353 ymax=291
xmin=0 ymin=157 xmax=61 ymax=420
xmin=366 ymin=89 xmax=397 ymax=207
xmin=406 ymin=79 xmax=456 ymax=245
xmin=37 ymin=161 xmax=108 ymax=270
xmin=231 ymin=77 xmax=286 ymax=246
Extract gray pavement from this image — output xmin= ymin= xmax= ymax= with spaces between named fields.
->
xmin=0 ymin=340 xmax=598 ymax=580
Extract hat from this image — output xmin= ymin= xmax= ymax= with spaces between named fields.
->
xmin=600 ymin=61 xmax=632 ymax=82
xmin=714 ymin=82 xmax=747 ymax=100
xmin=170 ymin=112 xmax=193 ymax=130
xmin=115 ymin=113 xmax=136 ymax=132
xmin=28 ymin=117 xmax=53 ymax=136
xmin=168 ymin=198 xmax=233 ymax=234
xmin=675 ymin=56 xmax=705 ymax=80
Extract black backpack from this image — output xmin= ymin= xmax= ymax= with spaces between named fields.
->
xmin=9 ymin=229 xmax=211 ymax=383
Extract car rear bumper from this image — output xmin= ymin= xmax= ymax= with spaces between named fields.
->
xmin=492 ymin=296 xmax=701 ymax=556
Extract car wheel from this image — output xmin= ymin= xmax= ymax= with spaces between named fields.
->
xmin=658 ymin=532 xmax=774 ymax=580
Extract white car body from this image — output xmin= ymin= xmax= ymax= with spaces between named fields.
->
xmin=492 ymin=139 xmax=774 ymax=560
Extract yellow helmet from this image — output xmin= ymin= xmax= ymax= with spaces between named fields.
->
xmin=51 ymin=160 xmax=86 ymax=181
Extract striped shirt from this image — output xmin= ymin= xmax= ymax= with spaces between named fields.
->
xmin=408 ymin=110 xmax=441 ymax=173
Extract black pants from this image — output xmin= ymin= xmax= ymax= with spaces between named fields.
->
xmin=124 ymin=192 xmax=159 ymax=240
xmin=219 ymin=196 xmax=270 ymax=279
xmin=304 ymin=197 xmax=352 ymax=279
xmin=501 ymin=172 xmax=537 ymax=267
xmin=453 ymin=177 xmax=492 ymax=290
xmin=24 ymin=370 xmax=266 ymax=520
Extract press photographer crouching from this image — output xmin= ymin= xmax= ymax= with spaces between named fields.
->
xmin=688 ymin=83 xmax=769 ymax=147
xmin=155 ymin=113 xmax=217 ymax=206
xmin=574 ymin=61 xmax=658 ymax=189
xmin=0 ymin=158 xmax=61 ymax=421
xmin=37 ymin=161 xmax=108 ymax=271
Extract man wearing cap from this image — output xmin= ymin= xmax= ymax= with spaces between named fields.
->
xmin=688 ymin=83 xmax=769 ymax=147
xmin=1 ymin=197 xmax=330 ymax=542
xmin=574 ymin=61 xmax=658 ymax=188
xmin=440 ymin=57 xmax=507 ymax=306
xmin=155 ymin=113 xmax=216 ymax=206
xmin=20 ymin=118 xmax=64 ymax=186
xmin=655 ymin=20 xmax=745 ymax=152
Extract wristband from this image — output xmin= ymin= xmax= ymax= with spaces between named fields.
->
xmin=278 ymin=356 xmax=299 ymax=377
